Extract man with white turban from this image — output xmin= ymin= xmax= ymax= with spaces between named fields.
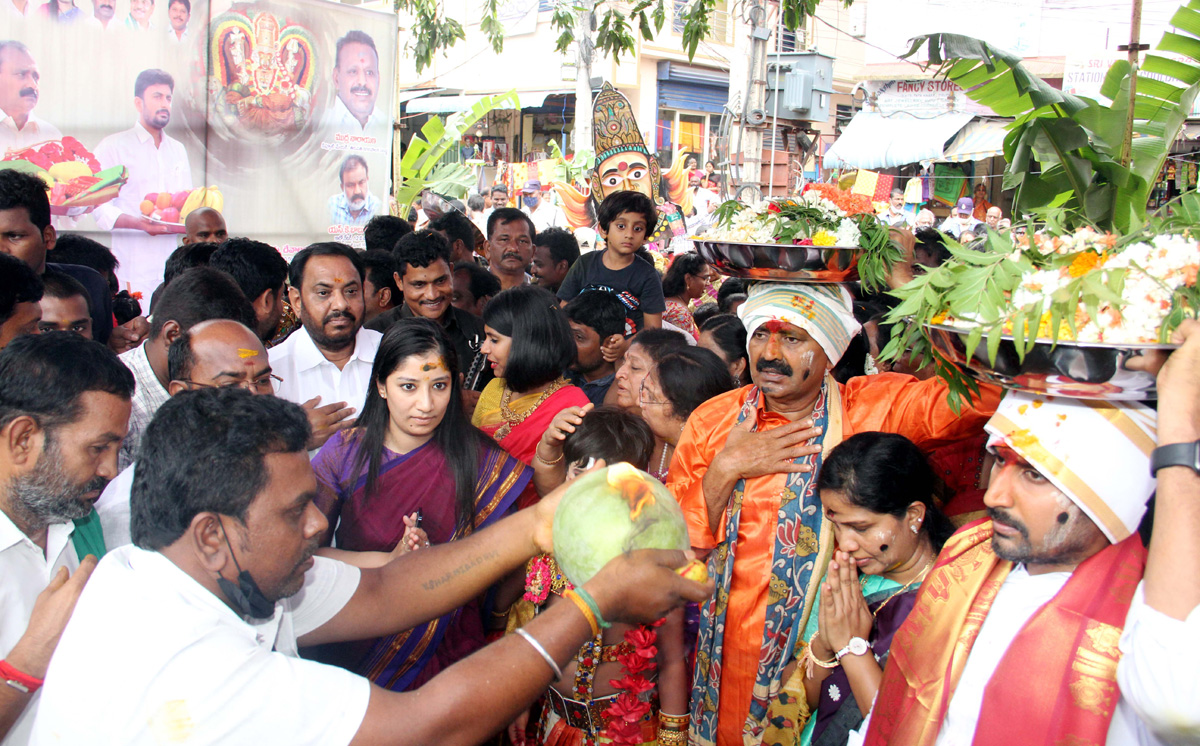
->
xmin=668 ymin=282 xmax=1001 ymax=746
xmin=855 ymin=320 xmax=1200 ymax=745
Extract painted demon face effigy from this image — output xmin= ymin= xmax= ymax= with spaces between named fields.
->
xmin=589 ymin=83 xmax=662 ymax=205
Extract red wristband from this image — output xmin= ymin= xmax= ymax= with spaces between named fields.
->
xmin=0 ymin=660 xmax=43 ymax=694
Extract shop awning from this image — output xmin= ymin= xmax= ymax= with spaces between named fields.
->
xmin=823 ymin=110 xmax=975 ymax=169
xmin=396 ymin=87 xmax=444 ymax=105
xmin=406 ymin=90 xmax=569 ymax=114
xmin=936 ymin=118 xmax=1011 ymax=163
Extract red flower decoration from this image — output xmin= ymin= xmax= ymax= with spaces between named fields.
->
xmin=617 ymin=649 xmax=656 ymax=674
xmin=624 ymin=627 xmax=657 ymax=650
xmin=767 ymin=202 xmax=782 ymax=213
xmin=603 ymin=624 xmax=659 ymax=744
xmin=609 ymin=674 xmax=655 ymax=696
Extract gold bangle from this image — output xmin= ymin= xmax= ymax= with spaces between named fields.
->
xmin=563 ymin=589 xmax=600 ymax=637
xmin=807 ymin=631 xmax=839 ymax=670
xmin=535 ymin=449 xmax=564 ymax=466
xmin=659 ymin=712 xmax=689 ymax=729
xmin=657 ymin=727 xmax=687 ymax=745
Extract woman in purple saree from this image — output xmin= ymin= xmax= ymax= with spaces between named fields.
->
xmin=309 ymin=318 xmax=531 ymax=691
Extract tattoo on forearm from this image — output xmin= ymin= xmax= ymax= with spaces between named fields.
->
xmin=421 ymin=550 xmax=501 ymax=591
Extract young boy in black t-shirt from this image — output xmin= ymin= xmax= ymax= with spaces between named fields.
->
xmin=556 ymin=190 xmax=666 ymax=335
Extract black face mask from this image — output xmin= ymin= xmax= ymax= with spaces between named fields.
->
xmin=216 ymin=518 xmax=276 ymax=620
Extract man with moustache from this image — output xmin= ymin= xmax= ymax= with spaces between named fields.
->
xmin=668 ymin=283 xmax=1000 ymax=746
xmin=165 ymin=0 xmax=189 ymax=42
xmin=96 ymin=319 xmax=274 ymax=549
xmin=325 ymin=30 xmax=383 ymax=133
xmin=855 ymin=326 xmax=1200 ymax=745
xmin=327 ymin=155 xmax=380 ymax=228
xmin=487 ymin=207 xmax=535 ymax=291
xmin=0 ymin=42 xmax=62 ymax=153
xmin=269 ymin=243 xmax=379 ymax=454
xmin=93 ymin=69 xmax=192 ymax=301
xmin=0 ymin=333 xmax=133 ymax=746
xmin=366 ymin=230 xmax=492 ymax=407
xmin=85 ymin=0 xmax=116 ymax=29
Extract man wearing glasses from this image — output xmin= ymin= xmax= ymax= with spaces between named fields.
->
xmin=115 ymin=268 xmax=257 ymax=471
xmin=96 ymin=319 xmax=273 ymax=548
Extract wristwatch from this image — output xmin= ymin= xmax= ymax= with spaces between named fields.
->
xmin=1150 ymin=441 xmax=1200 ymax=476
xmin=835 ymin=637 xmax=871 ymax=661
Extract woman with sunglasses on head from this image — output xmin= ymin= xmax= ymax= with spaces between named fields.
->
xmin=767 ymin=431 xmax=955 ymax=746
xmin=308 ymin=318 xmax=532 ymax=692
xmin=472 ymin=286 xmax=590 ymax=502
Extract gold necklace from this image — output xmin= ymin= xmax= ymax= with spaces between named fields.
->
xmin=872 ymin=557 xmax=934 ymax=618
xmin=494 ymin=377 xmax=568 ymax=441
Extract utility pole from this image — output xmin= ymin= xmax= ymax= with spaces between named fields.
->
xmin=733 ymin=0 xmax=771 ymax=201
xmin=1118 ymin=0 xmax=1147 ymax=167
xmin=573 ymin=1 xmax=596 ymax=157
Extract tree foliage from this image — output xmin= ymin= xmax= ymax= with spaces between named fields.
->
xmin=397 ymin=0 xmax=852 ymax=72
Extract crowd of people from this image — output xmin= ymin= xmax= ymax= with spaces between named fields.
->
xmin=1 ymin=164 xmax=1199 ymax=746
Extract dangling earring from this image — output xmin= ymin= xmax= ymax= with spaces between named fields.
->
xmin=733 ymin=374 xmax=741 ymax=386
xmin=910 ymin=524 xmax=920 ymax=534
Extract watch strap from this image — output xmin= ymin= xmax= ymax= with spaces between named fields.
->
xmin=835 ymin=637 xmax=869 ymax=661
xmin=1150 ymin=441 xmax=1200 ymax=476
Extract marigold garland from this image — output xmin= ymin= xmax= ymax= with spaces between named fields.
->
xmin=801 ymin=182 xmax=876 ymax=216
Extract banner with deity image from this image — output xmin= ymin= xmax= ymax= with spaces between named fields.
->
xmin=1 ymin=0 xmax=395 ymax=299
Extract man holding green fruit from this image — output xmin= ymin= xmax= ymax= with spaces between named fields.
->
xmin=30 ymin=388 xmax=712 ymax=746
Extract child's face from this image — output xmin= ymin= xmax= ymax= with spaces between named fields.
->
xmin=601 ymin=211 xmax=648 ymax=256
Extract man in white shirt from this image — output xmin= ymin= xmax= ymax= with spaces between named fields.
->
xmin=30 ymin=387 xmax=710 ymax=746
xmin=0 ymin=43 xmax=63 ymax=156
xmin=269 ymin=243 xmax=377 ymax=453
xmin=84 ymin=0 xmax=116 ymax=29
xmin=937 ymin=197 xmax=983 ymax=240
xmin=879 ymin=189 xmax=914 ymax=228
xmin=853 ymin=325 xmax=1200 ymax=746
xmin=520 ymin=179 xmax=567 ymax=232
xmin=165 ymin=0 xmax=189 ymax=42
xmin=323 ymin=31 xmax=384 ymax=134
xmin=0 ymin=333 xmax=134 ymax=746
xmin=116 ymin=267 xmax=256 ymax=470
xmin=98 ymin=319 xmax=272 ymax=549
xmin=92 ymin=69 xmax=191 ymax=300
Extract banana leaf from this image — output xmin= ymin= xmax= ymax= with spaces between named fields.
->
xmin=394 ymin=90 xmax=520 ymax=209
xmin=901 ymin=3 xmax=1200 ymax=232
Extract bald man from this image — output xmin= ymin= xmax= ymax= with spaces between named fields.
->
xmin=182 ymin=207 xmax=228 ymax=245
xmin=94 ymin=319 xmax=272 ymax=547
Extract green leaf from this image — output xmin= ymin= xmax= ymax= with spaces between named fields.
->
xmin=965 ymin=325 xmax=983 ymax=360
xmin=986 ymin=324 xmax=1002 ymax=365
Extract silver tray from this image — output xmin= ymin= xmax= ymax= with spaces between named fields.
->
xmin=694 ymin=239 xmax=863 ymax=283
xmin=927 ymin=323 xmax=1176 ymax=400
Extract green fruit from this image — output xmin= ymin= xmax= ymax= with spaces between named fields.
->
xmin=552 ymin=463 xmax=689 ymax=587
